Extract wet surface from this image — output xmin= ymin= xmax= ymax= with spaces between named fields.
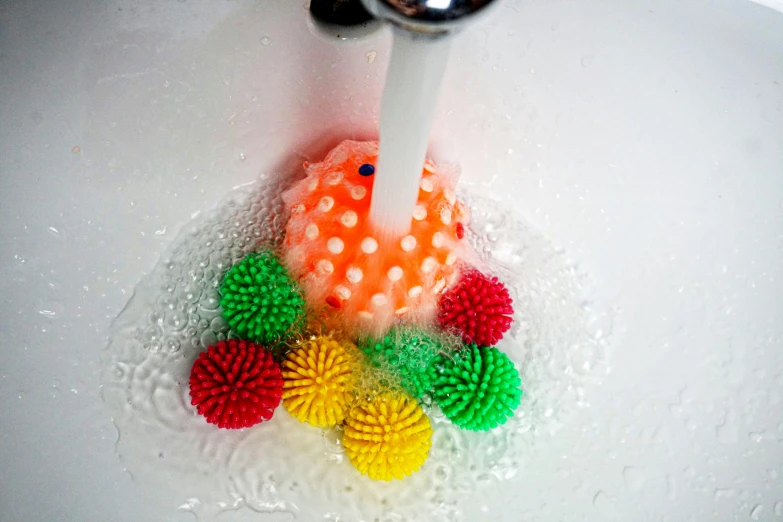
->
xmin=3 ymin=1 xmax=783 ymax=520
xmin=101 ymin=181 xmax=608 ymax=520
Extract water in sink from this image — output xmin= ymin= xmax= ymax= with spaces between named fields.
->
xmin=101 ymin=172 xmax=609 ymax=520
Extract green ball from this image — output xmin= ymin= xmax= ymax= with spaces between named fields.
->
xmin=359 ymin=326 xmax=443 ymax=399
xmin=219 ymin=251 xmax=305 ymax=344
xmin=430 ymin=344 xmax=522 ymax=431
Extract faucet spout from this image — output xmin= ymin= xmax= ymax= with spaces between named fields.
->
xmin=360 ymin=0 xmax=501 ymax=37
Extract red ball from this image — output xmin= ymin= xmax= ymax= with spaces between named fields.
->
xmin=438 ymin=270 xmax=514 ymax=346
xmin=189 ymin=340 xmax=283 ymax=429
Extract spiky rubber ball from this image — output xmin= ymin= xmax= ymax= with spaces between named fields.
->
xmin=430 ymin=344 xmax=521 ymax=431
xmin=281 ymin=335 xmax=358 ymax=428
xmin=220 ymin=251 xmax=306 ymax=344
xmin=189 ymin=340 xmax=283 ymax=429
xmin=438 ymin=270 xmax=514 ymax=346
xmin=282 ymin=140 xmax=470 ymax=336
xmin=359 ymin=326 xmax=444 ymax=399
xmin=343 ymin=394 xmax=433 ymax=481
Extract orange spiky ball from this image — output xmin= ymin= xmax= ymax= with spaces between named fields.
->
xmin=282 ymin=140 xmax=470 ymax=335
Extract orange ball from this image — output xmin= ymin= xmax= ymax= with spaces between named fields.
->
xmin=282 ymin=140 xmax=470 ymax=336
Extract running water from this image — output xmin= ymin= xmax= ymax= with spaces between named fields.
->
xmin=369 ymin=31 xmax=451 ymax=236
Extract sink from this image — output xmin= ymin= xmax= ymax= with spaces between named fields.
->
xmin=1 ymin=0 xmax=782 ymax=520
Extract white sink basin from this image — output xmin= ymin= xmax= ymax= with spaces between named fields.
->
xmin=1 ymin=0 xmax=782 ymax=520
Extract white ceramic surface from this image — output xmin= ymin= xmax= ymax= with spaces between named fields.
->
xmin=1 ymin=0 xmax=782 ymax=521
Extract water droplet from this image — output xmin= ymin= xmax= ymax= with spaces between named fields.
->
xmin=200 ymin=330 xmax=217 ymax=348
xmin=751 ymin=504 xmax=764 ymax=520
xmin=593 ymin=491 xmax=618 ymax=518
xmin=260 ymin=36 xmax=272 ymax=46
xmin=200 ymin=294 xmax=220 ymax=311
xmin=773 ymin=501 xmax=782 ymax=516
xmin=666 ymin=474 xmax=677 ymax=500
xmin=165 ymin=338 xmax=181 ymax=353
xmin=716 ymin=418 xmax=739 ymax=445
xmin=714 ymin=488 xmax=736 ymax=500
xmin=180 ymin=283 xmax=202 ymax=304
xmin=322 ymin=426 xmax=344 ymax=462
xmin=165 ymin=310 xmax=187 ymax=332
xmin=749 ymin=431 xmax=770 ymax=442
xmin=47 ymin=226 xmax=65 ymax=239
xmin=622 ymin=466 xmax=645 ymax=492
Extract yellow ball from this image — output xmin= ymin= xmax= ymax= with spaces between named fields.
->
xmin=281 ymin=335 xmax=357 ymax=428
xmin=343 ymin=395 xmax=433 ymax=481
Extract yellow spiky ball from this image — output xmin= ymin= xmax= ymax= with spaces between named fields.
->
xmin=343 ymin=395 xmax=433 ymax=481
xmin=281 ymin=335 xmax=357 ymax=428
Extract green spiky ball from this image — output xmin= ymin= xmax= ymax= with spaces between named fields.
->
xmin=220 ymin=251 xmax=305 ymax=344
xmin=430 ymin=344 xmax=522 ymax=431
xmin=359 ymin=326 xmax=443 ymax=399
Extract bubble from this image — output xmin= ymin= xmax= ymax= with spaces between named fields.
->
xmin=200 ymin=330 xmax=218 ymax=348
xmin=165 ymin=310 xmax=188 ymax=332
xmin=210 ymin=316 xmax=229 ymax=333
xmin=165 ymin=338 xmax=181 ymax=353
xmin=200 ymin=294 xmax=220 ymax=311
xmin=144 ymin=341 xmax=162 ymax=353
xmin=157 ymin=295 xmax=177 ymax=308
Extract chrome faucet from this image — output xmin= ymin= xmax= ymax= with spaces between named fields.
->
xmin=359 ymin=0 xmax=500 ymax=37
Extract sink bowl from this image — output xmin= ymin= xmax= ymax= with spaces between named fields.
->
xmin=1 ymin=0 xmax=782 ymax=520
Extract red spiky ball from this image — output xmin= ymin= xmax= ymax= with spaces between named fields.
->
xmin=189 ymin=340 xmax=283 ymax=429
xmin=438 ymin=270 xmax=514 ymax=346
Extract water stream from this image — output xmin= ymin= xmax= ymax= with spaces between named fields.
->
xmin=369 ymin=31 xmax=451 ymax=236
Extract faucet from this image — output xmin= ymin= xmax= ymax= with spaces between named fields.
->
xmin=359 ymin=0 xmax=500 ymax=37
